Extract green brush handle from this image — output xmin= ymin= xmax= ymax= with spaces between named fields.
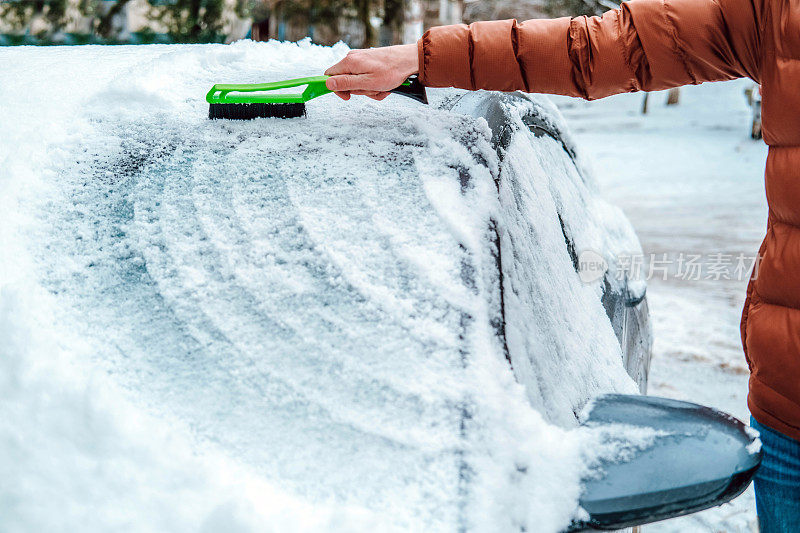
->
xmin=206 ymin=75 xmax=427 ymax=105
xmin=206 ymin=75 xmax=330 ymax=104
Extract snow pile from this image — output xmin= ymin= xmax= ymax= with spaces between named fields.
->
xmin=0 ymin=285 xmax=385 ymax=532
xmin=1 ymin=40 xmax=638 ymax=532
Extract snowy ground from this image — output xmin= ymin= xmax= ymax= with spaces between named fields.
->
xmin=555 ymin=80 xmax=769 ymax=532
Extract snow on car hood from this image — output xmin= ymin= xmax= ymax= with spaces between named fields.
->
xmin=1 ymin=40 xmax=636 ymax=532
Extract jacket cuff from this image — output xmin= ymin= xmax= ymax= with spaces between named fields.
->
xmin=418 ymin=24 xmax=474 ymax=89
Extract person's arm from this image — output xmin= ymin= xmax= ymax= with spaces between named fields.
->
xmin=325 ymin=0 xmax=764 ymax=101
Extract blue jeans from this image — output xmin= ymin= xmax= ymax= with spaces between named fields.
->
xmin=750 ymin=417 xmax=800 ymax=533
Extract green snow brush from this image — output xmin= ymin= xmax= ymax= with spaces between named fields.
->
xmin=207 ymin=74 xmax=427 ymax=120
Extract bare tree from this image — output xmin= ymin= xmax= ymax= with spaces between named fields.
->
xmin=354 ymin=0 xmax=373 ymax=46
xmin=463 ymin=0 xmax=548 ymax=22
xmin=96 ymin=0 xmax=132 ymax=38
xmin=381 ymin=0 xmax=402 ymax=43
xmin=0 ymin=0 xmax=70 ymax=36
xmin=545 ymin=0 xmax=619 ymax=16
xmin=148 ymin=0 xmax=226 ymax=42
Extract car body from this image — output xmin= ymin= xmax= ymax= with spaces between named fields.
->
xmin=2 ymin=43 xmax=757 ymax=533
xmin=446 ymin=90 xmax=652 ymax=397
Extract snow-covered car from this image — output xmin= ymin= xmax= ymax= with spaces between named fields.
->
xmin=0 ymin=42 xmax=758 ymax=532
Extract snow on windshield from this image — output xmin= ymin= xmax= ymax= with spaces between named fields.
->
xmin=1 ymin=40 xmax=637 ymax=532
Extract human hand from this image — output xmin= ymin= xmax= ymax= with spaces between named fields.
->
xmin=324 ymin=44 xmax=419 ymax=101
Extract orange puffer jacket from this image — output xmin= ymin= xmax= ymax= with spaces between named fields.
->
xmin=417 ymin=0 xmax=800 ymax=441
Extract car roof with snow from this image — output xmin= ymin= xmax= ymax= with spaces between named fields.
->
xmin=1 ymin=41 xmax=646 ymax=531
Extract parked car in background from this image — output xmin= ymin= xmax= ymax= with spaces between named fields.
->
xmin=0 ymin=42 xmax=758 ymax=532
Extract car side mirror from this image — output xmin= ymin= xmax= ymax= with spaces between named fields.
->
xmin=568 ymin=394 xmax=761 ymax=531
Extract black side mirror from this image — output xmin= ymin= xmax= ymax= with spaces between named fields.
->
xmin=568 ymin=394 xmax=761 ymax=531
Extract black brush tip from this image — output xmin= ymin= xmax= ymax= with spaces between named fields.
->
xmin=208 ymin=102 xmax=306 ymax=120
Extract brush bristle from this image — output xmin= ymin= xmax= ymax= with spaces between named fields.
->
xmin=208 ymin=102 xmax=306 ymax=120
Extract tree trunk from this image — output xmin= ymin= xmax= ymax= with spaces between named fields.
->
xmin=357 ymin=0 xmax=373 ymax=47
xmin=96 ymin=0 xmax=131 ymax=39
xmin=251 ymin=17 xmax=270 ymax=41
xmin=268 ymin=5 xmax=279 ymax=39
xmin=641 ymin=92 xmax=650 ymax=114
xmin=381 ymin=0 xmax=402 ymax=45
xmin=402 ymin=0 xmax=423 ymax=43
xmin=666 ymin=87 xmax=680 ymax=106
xmin=188 ymin=0 xmax=203 ymax=41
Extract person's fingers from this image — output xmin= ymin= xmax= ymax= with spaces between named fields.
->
xmin=326 ymin=74 xmax=372 ymax=92
xmin=361 ymin=92 xmax=390 ymax=100
xmin=332 ymin=88 xmax=391 ymax=101
xmin=323 ymin=57 xmax=351 ymax=77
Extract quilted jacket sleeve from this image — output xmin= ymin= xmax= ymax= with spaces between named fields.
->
xmin=417 ymin=0 xmax=764 ymax=99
